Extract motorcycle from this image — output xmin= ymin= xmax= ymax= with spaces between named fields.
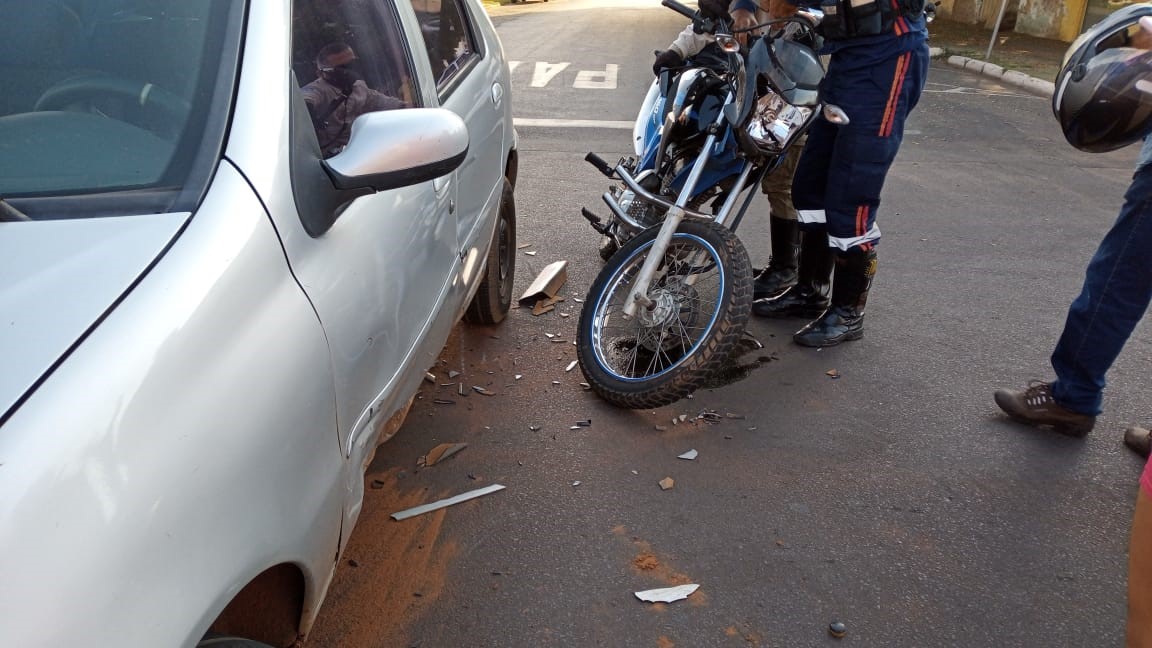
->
xmin=576 ymin=0 xmax=845 ymax=409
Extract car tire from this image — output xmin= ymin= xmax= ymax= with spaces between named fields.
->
xmin=464 ymin=178 xmax=516 ymax=325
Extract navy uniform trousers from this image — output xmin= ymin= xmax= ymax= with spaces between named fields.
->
xmin=791 ymin=33 xmax=930 ymax=252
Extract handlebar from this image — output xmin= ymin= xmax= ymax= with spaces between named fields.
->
xmin=660 ymin=0 xmax=697 ymax=20
xmin=661 ymin=0 xmax=730 ymax=35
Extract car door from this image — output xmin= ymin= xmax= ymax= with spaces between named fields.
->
xmin=408 ymin=0 xmax=506 ymax=256
xmin=286 ymin=0 xmax=458 ymax=462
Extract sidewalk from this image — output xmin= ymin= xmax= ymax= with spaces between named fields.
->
xmin=928 ymin=17 xmax=1068 ymax=96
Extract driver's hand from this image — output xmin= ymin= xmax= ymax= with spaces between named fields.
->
xmin=1132 ymin=15 xmax=1152 ymax=50
xmin=731 ymin=7 xmax=757 ymax=46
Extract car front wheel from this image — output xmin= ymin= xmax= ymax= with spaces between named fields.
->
xmin=464 ymin=178 xmax=516 ymax=325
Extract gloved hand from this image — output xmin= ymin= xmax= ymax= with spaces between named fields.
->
xmin=652 ymin=49 xmax=685 ymax=76
xmin=698 ymin=0 xmax=731 ymax=20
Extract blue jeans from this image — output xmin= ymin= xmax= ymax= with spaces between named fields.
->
xmin=1051 ymin=164 xmax=1152 ymax=415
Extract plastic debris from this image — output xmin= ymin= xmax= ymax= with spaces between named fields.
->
xmin=826 ymin=369 xmax=841 ymax=379
xmin=420 ymin=442 xmax=468 ymax=467
xmin=552 ymin=380 xmax=561 ymax=385
xmin=517 ymin=242 xmax=532 ymax=249
xmin=432 ymin=399 xmax=455 ymax=405
xmin=659 ymin=477 xmax=675 ymax=491
xmin=424 ymin=372 xmax=436 ymax=384
xmin=390 ymin=484 xmax=505 ymax=521
xmin=524 ymin=250 xmax=537 ymax=256
xmin=545 ymin=333 xmax=556 ymax=338
xmin=678 ymin=449 xmax=698 ymax=460
xmin=518 ymin=260 xmax=568 ymax=305
xmin=634 ymin=584 xmax=698 ymax=603
xmin=515 ymin=374 xmax=523 ymax=380
xmin=448 ymin=370 xmax=461 ymax=379
xmin=631 ymin=470 xmax=639 ymax=475
xmin=565 ymin=360 xmax=578 ymax=372
xmin=472 ymin=386 xmax=495 ymax=396
xmin=579 ymin=382 xmax=591 ymax=390
xmin=529 ymin=425 xmax=541 ymax=431
xmin=572 ymin=481 xmax=581 ymax=487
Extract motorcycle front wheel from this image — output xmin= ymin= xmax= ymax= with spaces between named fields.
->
xmin=577 ymin=219 xmax=752 ymax=409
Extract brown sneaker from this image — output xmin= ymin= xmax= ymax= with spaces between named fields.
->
xmin=1124 ymin=426 xmax=1152 ymax=458
xmin=993 ymin=380 xmax=1096 ymax=438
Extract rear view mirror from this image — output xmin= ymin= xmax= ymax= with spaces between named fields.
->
xmin=323 ymin=108 xmax=469 ymax=191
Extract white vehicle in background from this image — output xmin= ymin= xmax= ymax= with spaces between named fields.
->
xmin=0 ymin=0 xmax=516 ymax=645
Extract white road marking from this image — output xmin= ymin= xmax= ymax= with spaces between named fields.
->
xmin=514 ymin=118 xmax=633 ymax=129
xmin=573 ymin=64 xmax=618 ymax=90
xmin=923 ymin=82 xmax=1036 ymax=98
xmin=530 ymin=61 xmax=570 ymax=87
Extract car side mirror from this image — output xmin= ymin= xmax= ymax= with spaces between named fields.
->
xmin=322 ymin=108 xmax=469 ymax=191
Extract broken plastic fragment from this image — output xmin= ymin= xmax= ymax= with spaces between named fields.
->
xmin=421 ymin=442 xmax=468 ymax=467
xmin=473 ymin=386 xmax=495 ymax=396
xmin=826 ymin=369 xmax=840 ymax=379
xmin=515 ymin=374 xmax=523 ymax=380
xmin=518 ymin=260 xmax=569 ymax=305
xmin=448 ymin=370 xmax=461 ymax=379
xmin=678 ymin=449 xmax=698 ymax=460
xmin=565 ymin=360 xmax=578 ymax=372
xmin=424 ymin=372 xmax=436 ymax=384
xmin=659 ymin=477 xmax=674 ymax=491
xmin=391 ymin=484 xmax=506 ymax=521
xmin=545 ymin=333 xmax=556 ymax=338
xmin=634 ymin=584 xmax=698 ymax=603
xmin=572 ymin=481 xmax=581 ymax=487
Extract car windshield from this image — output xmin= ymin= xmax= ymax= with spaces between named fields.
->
xmin=0 ymin=0 xmax=242 ymax=219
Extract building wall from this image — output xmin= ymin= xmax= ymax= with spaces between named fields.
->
xmin=939 ymin=0 xmax=1088 ymax=40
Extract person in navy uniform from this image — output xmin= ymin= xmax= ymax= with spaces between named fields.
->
xmin=741 ymin=0 xmax=929 ymax=347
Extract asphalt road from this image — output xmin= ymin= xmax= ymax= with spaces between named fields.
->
xmin=306 ymin=2 xmax=1149 ymax=646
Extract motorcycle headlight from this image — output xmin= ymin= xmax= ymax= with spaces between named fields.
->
xmin=746 ymin=89 xmax=813 ymax=153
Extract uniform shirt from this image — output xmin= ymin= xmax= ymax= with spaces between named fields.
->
xmin=789 ymin=0 xmax=928 ymax=66
xmin=301 ymin=77 xmax=406 ymax=155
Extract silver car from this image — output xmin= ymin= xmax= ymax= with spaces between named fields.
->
xmin=0 ymin=0 xmax=517 ymax=645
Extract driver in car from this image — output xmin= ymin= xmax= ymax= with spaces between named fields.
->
xmin=302 ymin=42 xmax=408 ymax=157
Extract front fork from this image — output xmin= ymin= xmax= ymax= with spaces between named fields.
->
xmin=623 ymin=129 xmax=721 ymax=317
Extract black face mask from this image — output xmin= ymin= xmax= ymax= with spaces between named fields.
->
xmin=323 ymin=62 xmax=362 ymax=94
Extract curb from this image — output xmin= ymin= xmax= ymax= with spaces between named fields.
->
xmin=929 ymin=48 xmax=1055 ymax=98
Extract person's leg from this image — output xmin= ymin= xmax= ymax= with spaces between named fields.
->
xmin=1051 ymin=167 xmax=1152 ymax=415
xmin=753 ymin=120 xmax=836 ymax=317
xmin=754 ymin=140 xmax=805 ymax=299
xmin=794 ymin=44 xmax=928 ymax=347
xmin=995 ymin=166 xmax=1152 ymax=435
xmin=1128 ymin=459 xmax=1152 ymax=646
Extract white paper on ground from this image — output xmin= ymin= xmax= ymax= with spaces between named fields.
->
xmin=634 ymin=584 xmax=700 ymax=603
xmin=678 ymin=449 xmax=698 ymax=460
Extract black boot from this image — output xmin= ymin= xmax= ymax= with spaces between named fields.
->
xmin=793 ymin=248 xmax=877 ymax=348
xmin=752 ymin=228 xmax=834 ymax=318
xmin=753 ymin=216 xmax=800 ymax=300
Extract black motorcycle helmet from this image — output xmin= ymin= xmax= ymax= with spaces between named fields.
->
xmin=1054 ymin=4 xmax=1152 ymax=153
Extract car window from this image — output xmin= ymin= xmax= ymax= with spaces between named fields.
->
xmin=407 ymin=0 xmax=482 ymax=96
xmin=293 ymin=0 xmax=420 ymax=158
xmin=0 ymin=0 xmax=241 ymax=217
